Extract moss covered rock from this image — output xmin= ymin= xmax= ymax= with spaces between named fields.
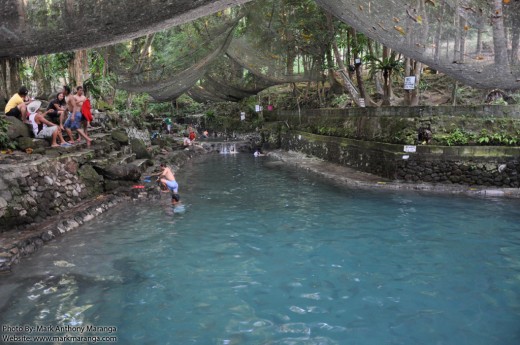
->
xmin=130 ymin=138 xmax=152 ymax=159
xmin=111 ymin=130 xmax=129 ymax=145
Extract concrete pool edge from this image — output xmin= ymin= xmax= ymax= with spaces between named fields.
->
xmin=267 ymin=150 xmax=520 ymax=199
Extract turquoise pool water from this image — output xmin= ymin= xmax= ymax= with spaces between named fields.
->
xmin=1 ymin=154 xmax=520 ymax=345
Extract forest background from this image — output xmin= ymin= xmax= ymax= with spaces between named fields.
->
xmin=1 ymin=0 xmax=519 ymax=137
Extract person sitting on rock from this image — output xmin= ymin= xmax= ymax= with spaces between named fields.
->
xmin=183 ymin=133 xmax=191 ymax=147
xmin=27 ymin=100 xmax=68 ymax=148
xmin=45 ymin=92 xmax=67 ymax=130
xmin=4 ymin=86 xmax=31 ymax=123
xmin=189 ymin=127 xmax=196 ymax=142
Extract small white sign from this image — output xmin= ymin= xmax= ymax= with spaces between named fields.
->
xmin=403 ymin=145 xmax=417 ymax=153
xmin=402 ymin=155 xmax=410 ymax=160
xmin=404 ymin=76 xmax=416 ymax=90
xmin=255 ymin=105 xmax=263 ymax=112
xmin=240 ymin=112 xmax=246 ymax=121
xmin=358 ymin=99 xmax=366 ymax=108
xmin=355 ymin=58 xmax=361 ymax=64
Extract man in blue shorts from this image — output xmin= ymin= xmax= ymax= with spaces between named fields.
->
xmin=63 ymin=85 xmax=92 ymax=146
xmin=155 ymin=163 xmax=180 ymax=204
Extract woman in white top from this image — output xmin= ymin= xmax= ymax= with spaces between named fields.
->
xmin=27 ymin=100 xmax=68 ymax=147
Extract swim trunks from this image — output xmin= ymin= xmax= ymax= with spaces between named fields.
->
xmin=64 ymin=111 xmax=83 ymax=130
xmin=165 ymin=180 xmax=178 ymax=193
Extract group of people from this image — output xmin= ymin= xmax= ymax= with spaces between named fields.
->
xmin=4 ymin=85 xmax=93 ymax=147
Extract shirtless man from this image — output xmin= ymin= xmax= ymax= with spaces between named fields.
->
xmin=73 ymin=86 xmax=89 ymax=138
xmin=63 ymin=86 xmax=92 ymax=146
xmin=154 ymin=163 xmax=180 ymax=204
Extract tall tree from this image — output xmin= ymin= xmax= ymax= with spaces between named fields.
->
xmin=491 ymin=0 xmax=510 ymax=69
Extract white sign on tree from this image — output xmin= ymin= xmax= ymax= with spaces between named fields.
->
xmin=404 ymin=76 xmax=416 ymax=90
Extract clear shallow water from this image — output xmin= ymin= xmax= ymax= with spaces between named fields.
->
xmin=1 ymin=154 xmax=520 ymax=345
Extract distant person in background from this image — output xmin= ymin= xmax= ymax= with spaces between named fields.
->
xmin=202 ymin=130 xmax=209 ymax=138
xmin=188 ymin=127 xmax=196 ymax=142
xmin=183 ymin=134 xmax=191 ymax=147
xmin=5 ymin=86 xmax=30 ymax=123
xmin=45 ymin=92 xmax=67 ymax=130
xmin=164 ymin=117 xmax=172 ymax=134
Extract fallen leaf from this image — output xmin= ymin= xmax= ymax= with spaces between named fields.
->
xmin=394 ymin=26 xmax=406 ymax=35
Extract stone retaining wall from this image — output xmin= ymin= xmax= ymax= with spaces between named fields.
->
xmin=0 ymin=151 xmax=99 ymax=233
xmin=269 ymin=105 xmax=520 ymax=145
xmin=281 ymin=131 xmax=520 ymax=187
xmin=0 ymin=195 xmax=122 ymax=273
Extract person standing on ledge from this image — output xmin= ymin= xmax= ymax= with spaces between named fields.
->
xmin=5 ymin=86 xmax=31 ymax=123
xmin=63 ymin=85 xmax=92 ymax=147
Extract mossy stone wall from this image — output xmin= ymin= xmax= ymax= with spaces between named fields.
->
xmin=281 ymin=131 xmax=520 ymax=187
xmin=270 ymin=105 xmax=520 ymax=145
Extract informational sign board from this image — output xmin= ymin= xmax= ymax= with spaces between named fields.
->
xmin=403 ymin=145 xmax=417 ymax=153
xmin=358 ymin=99 xmax=366 ymax=107
xmin=255 ymin=105 xmax=263 ymax=112
xmin=240 ymin=112 xmax=246 ymax=121
xmin=404 ymin=76 xmax=416 ymax=90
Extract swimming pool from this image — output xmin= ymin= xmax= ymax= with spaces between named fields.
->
xmin=1 ymin=154 xmax=519 ymax=345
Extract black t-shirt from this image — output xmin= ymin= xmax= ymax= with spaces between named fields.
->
xmin=47 ymin=98 xmax=65 ymax=111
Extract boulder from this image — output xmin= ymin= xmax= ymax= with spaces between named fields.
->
xmin=4 ymin=116 xmax=30 ymax=139
xmin=93 ymin=163 xmax=141 ymax=181
xmin=16 ymin=137 xmax=50 ymax=150
xmin=130 ymin=138 xmax=152 ymax=159
xmin=111 ymin=129 xmax=129 ymax=145
xmin=78 ymin=164 xmax=104 ymax=196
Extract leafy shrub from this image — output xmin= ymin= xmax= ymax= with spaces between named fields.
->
xmin=0 ymin=117 xmax=15 ymax=149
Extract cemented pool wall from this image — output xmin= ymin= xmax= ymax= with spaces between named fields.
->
xmin=280 ymin=131 xmax=520 ymax=187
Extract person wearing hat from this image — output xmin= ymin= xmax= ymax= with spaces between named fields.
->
xmin=27 ymin=100 xmax=68 ymax=148
xmin=4 ymin=86 xmax=31 ymax=123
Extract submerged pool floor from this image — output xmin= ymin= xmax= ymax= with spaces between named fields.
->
xmin=1 ymin=154 xmax=520 ymax=345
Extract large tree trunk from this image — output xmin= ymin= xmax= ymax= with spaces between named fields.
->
xmin=325 ymin=47 xmax=343 ymax=95
xmin=434 ymin=0 xmax=445 ymax=63
xmin=29 ymin=57 xmax=53 ymax=99
xmin=381 ymin=46 xmax=394 ymax=106
xmin=511 ymin=3 xmax=520 ymax=64
xmin=453 ymin=0 xmax=461 ymax=62
xmin=459 ymin=17 xmax=467 ymax=63
xmin=491 ymin=0 xmax=510 ymax=68
xmin=68 ymin=50 xmax=89 ymax=87
xmin=0 ymin=57 xmax=22 ymax=108
xmin=325 ymin=12 xmax=362 ymax=106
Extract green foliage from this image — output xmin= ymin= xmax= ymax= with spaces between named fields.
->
xmin=477 ymin=129 xmax=519 ymax=146
xmin=329 ymin=94 xmax=350 ymax=108
xmin=437 ymin=129 xmax=472 ymax=146
xmin=0 ymin=117 xmax=15 ymax=150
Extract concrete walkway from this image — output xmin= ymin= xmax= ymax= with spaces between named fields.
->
xmin=267 ymin=150 xmax=520 ymax=199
